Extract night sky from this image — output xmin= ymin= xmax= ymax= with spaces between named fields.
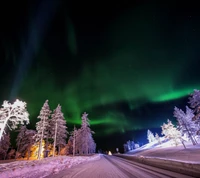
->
xmin=1 ymin=1 xmax=200 ymax=152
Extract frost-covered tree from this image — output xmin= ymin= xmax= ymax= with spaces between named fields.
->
xmin=173 ymin=106 xmax=197 ymax=145
xmin=0 ymin=133 xmax=10 ymax=160
xmin=67 ymin=136 xmax=73 ymax=155
xmin=161 ymin=119 xmax=182 ymax=146
xmin=20 ymin=129 xmax=36 ymax=160
xmin=155 ymin=133 xmax=161 ymax=145
xmin=147 ymin=129 xmax=156 ymax=143
xmin=50 ymin=104 xmax=67 ymax=156
xmin=123 ymin=143 xmax=128 ymax=153
xmin=188 ymin=89 xmax=200 ymax=135
xmin=7 ymin=149 xmax=15 ymax=159
xmin=77 ymin=112 xmax=95 ymax=154
xmin=35 ymin=100 xmax=51 ymax=159
xmin=0 ymin=99 xmax=29 ymax=141
xmin=16 ymin=125 xmax=27 ymax=158
xmin=70 ymin=126 xmax=78 ymax=156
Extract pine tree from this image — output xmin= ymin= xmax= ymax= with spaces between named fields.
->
xmin=0 ymin=133 xmax=10 ymax=160
xmin=35 ymin=100 xmax=51 ymax=159
xmin=20 ymin=129 xmax=36 ymax=160
xmin=78 ymin=112 xmax=95 ymax=154
xmin=7 ymin=149 xmax=15 ymax=159
xmin=0 ymin=99 xmax=29 ymax=141
xmin=50 ymin=104 xmax=67 ymax=156
xmin=70 ymin=126 xmax=78 ymax=156
xmin=188 ymin=89 xmax=200 ymax=135
xmin=147 ymin=129 xmax=156 ymax=143
xmin=161 ymin=119 xmax=182 ymax=146
xmin=67 ymin=136 xmax=73 ymax=155
xmin=16 ymin=125 xmax=27 ymax=158
xmin=174 ymin=106 xmax=197 ymax=145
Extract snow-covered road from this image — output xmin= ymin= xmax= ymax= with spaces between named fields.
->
xmin=45 ymin=155 xmax=193 ymax=178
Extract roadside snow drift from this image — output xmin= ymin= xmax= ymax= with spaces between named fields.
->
xmin=0 ymin=155 xmax=100 ymax=178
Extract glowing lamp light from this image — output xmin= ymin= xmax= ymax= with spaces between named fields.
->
xmin=108 ymin=151 xmax=112 ymax=155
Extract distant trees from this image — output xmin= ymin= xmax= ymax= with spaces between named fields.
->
xmin=155 ymin=133 xmax=161 ymax=145
xmin=147 ymin=129 xmax=156 ymax=143
xmin=123 ymin=140 xmax=135 ymax=152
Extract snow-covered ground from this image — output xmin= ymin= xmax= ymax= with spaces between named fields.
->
xmin=0 ymin=155 xmax=100 ymax=178
xmin=120 ymin=137 xmax=200 ymax=177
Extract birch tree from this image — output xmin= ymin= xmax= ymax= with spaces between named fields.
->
xmin=0 ymin=99 xmax=29 ymax=141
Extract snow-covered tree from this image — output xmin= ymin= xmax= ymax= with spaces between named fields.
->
xmin=126 ymin=140 xmax=135 ymax=150
xmin=67 ymin=136 xmax=73 ymax=155
xmin=16 ymin=125 xmax=27 ymax=158
xmin=50 ymin=104 xmax=67 ymax=156
xmin=35 ymin=100 xmax=51 ymax=159
xmin=20 ymin=129 xmax=36 ymax=160
xmin=0 ymin=133 xmax=10 ymax=160
xmin=155 ymin=133 xmax=161 ymax=145
xmin=0 ymin=99 xmax=29 ymax=141
xmin=161 ymin=119 xmax=182 ymax=146
xmin=188 ymin=89 xmax=200 ymax=135
xmin=7 ymin=149 xmax=15 ymax=159
xmin=147 ymin=129 xmax=156 ymax=143
xmin=70 ymin=126 xmax=78 ymax=156
xmin=77 ymin=112 xmax=95 ymax=154
xmin=123 ymin=143 xmax=128 ymax=153
xmin=173 ymin=106 xmax=197 ymax=145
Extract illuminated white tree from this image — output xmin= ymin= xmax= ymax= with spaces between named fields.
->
xmin=147 ymin=129 xmax=156 ymax=143
xmin=161 ymin=119 xmax=182 ymax=146
xmin=174 ymin=106 xmax=197 ymax=145
xmin=35 ymin=100 xmax=51 ymax=159
xmin=78 ymin=112 xmax=95 ymax=154
xmin=50 ymin=104 xmax=67 ymax=156
xmin=155 ymin=133 xmax=161 ymax=145
xmin=188 ymin=89 xmax=200 ymax=135
xmin=0 ymin=99 xmax=29 ymax=141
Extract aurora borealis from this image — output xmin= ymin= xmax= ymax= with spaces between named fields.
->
xmin=1 ymin=1 xmax=200 ymax=151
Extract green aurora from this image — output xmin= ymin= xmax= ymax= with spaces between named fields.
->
xmin=1 ymin=1 xmax=200 ymax=150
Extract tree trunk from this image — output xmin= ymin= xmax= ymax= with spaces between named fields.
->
xmin=53 ymin=122 xmax=57 ymax=157
xmin=27 ymin=146 xmax=31 ymax=160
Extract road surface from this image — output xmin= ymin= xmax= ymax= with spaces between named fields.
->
xmin=45 ymin=155 xmax=194 ymax=178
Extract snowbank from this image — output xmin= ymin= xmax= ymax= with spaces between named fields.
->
xmin=119 ymin=140 xmax=200 ymax=177
xmin=0 ymin=154 xmax=100 ymax=178
xmin=117 ymin=154 xmax=200 ymax=177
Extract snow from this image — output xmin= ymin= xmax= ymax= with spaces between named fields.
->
xmin=122 ymin=137 xmax=200 ymax=177
xmin=0 ymin=155 xmax=100 ymax=178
